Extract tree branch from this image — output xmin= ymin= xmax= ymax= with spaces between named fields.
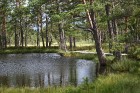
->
xmin=75 ymin=25 xmax=92 ymax=33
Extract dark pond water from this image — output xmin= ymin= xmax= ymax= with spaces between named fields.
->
xmin=0 ymin=53 xmax=96 ymax=87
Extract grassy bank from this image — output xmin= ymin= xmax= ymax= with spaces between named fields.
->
xmin=0 ymin=47 xmax=59 ymax=54
xmin=0 ymin=73 xmax=139 ymax=93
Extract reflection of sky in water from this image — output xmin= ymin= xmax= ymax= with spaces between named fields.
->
xmin=76 ymin=60 xmax=96 ymax=85
xmin=0 ymin=54 xmax=96 ymax=87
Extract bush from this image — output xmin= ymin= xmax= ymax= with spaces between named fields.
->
xmin=111 ymin=59 xmax=139 ymax=73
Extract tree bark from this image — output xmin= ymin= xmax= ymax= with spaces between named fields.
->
xmin=57 ymin=0 xmax=67 ymax=51
xmin=37 ymin=16 xmax=40 ymax=47
xmin=58 ymin=23 xmax=67 ymax=51
xmin=1 ymin=12 xmax=7 ymax=48
xmin=73 ymin=37 xmax=76 ymax=48
xmin=19 ymin=17 xmax=24 ymax=47
xmin=82 ymin=0 xmax=106 ymax=66
xmin=25 ymin=20 xmax=28 ymax=47
xmin=14 ymin=21 xmax=18 ymax=47
xmin=40 ymin=11 xmax=45 ymax=47
xmin=46 ymin=16 xmax=49 ymax=48
xmin=69 ymin=36 xmax=73 ymax=50
xmin=105 ymin=4 xmax=114 ymax=52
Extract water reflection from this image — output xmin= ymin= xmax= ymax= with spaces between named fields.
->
xmin=0 ymin=53 xmax=96 ymax=87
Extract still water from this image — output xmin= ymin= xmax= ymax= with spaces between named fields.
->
xmin=0 ymin=53 xmax=96 ymax=87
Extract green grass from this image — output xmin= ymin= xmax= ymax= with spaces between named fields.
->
xmin=1 ymin=73 xmax=140 ymax=93
xmin=0 ymin=47 xmax=59 ymax=54
xmin=62 ymin=52 xmax=97 ymax=61
xmin=0 ymin=86 xmax=73 ymax=93
xmin=92 ymin=73 xmax=140 ymax=93
xmin=111 ymin=59 xmax=140 ymax=73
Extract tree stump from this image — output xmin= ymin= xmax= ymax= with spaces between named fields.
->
xmin=113 ymin=51 xmax=122 ymax=61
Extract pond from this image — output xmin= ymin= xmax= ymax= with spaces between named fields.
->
xmin=0 ymin=53 xmax=96 ymax=87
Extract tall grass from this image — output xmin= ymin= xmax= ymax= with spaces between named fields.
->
xmin=1 ymin=73 xmax=140 ymax=93
xmin=93 ymin=73 xmax=140 ymax=93
xmin=111 ymin=59 xmax=140 ymax=74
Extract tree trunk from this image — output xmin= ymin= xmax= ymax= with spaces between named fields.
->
xmin=2 ymin=12 xmax=7 ymax=48
xmin=14 ymin=21 xmax=18 ymax=47
xmin=46 ymin=16 xmax=49 ymax=48
xmin=40 ymin=13 xmax=45 ymax=47
xmin=105 ymin=4 xmax=114 ymax=52
xmin=58 ymin=23 xmax=67 ymax=51
xmin=15 ymin=0 xmax=20 ymax=47
xmin=82 ymin=0 xmax=106 ymax=66
xmin=69 ymin=36 xmax=73 ymax=50
xmin=19 ymin=17 xmax=24 ymax=47
xmin=56 ymin=0 xmax=67 ymax=51
xmin=40 ymin=21 xmax=45 ymax=47
xmin=73 ymin=37 xmax=76 ymax=48
xmin=25 ymin=21 xmax=28 ymax=47
xmin=37 ymin=16 xmax=40 ymax=47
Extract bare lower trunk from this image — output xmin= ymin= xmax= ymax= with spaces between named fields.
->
xmin=40 ymin=15 xmax=45 ymax=47
xmin=92 ymin=31 xmax=106 ymax=66
xmin=2 ymin=13 xmax=7 ymax=48
xmin=83 ymin=0 xmax=106 ymax=66
xmin=69 ymin=36 xmax=73 ymax=50
xmin=46 ymin=16 xmax=49 ymax=48
xmin=14 ymin=24 xmax=18 ymax=47
xmin=20 ymin=18 xmax=24 ymax=47
xmin=37 ymin=16 xmax=40 ymax=47
xmin=58 ymin=23 xmax=67 ymax=51
xmin=73 ymin=37 xmax=76 ymax=48
xmin=105 ymin=4 xmax=114 ymax=52
xmin=25 ymin=24 xmax=28 ymax=47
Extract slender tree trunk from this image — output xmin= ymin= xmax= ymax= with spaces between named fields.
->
xmin=49 ymin=35 xmax=52 ymax=47
xmin=2 ymin=12 xmax=7 ymax=48
xmin=73 ymin=37 xmax=76 ymax=48
xmin=56 ymin=0 xmax=67 ymax=51
xmin=40 ymin=12 xmax=45 ymax=47
xmin=46 ymin=16 xmax=49 ymax=48
xmin=25 ymin=21 xmax=28 ymax=47
xmin=20 ymin=17 xmax=24 ymax=47
xmin=15 ymin=0 xmax=20 ymax=47
xmin=105 ymin=4 xmax=114 ymax=52
xmin=112 ymin=2 xmax=118 ymax=41
xmin=112 ymin=19 xmax=118 ymax=41
xmin=69 ymin=36 xmax=73 ymax=50
xmin=58 ymin=23 xmax=67 ymax=51
xmin=14 ymin=21 xmax=18 ymax=47
xmin=37 ymin=16 xmax=40 ymax=47
xmin=40 ymin=21 xmax=45 ymax=47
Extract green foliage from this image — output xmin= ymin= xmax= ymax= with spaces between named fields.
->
xmin=51 ymin=14 xmax=62 ymax=22
xmin=111 ymin=59 xmax=140 ymax=73
xmin=93 ymin=73 xmax=140 ymax=93
xmin=129 ymin=46 xmax=140 ymax=60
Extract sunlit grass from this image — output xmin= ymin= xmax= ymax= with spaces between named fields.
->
xmin=1 ymin=73 xmax=140 ymax=93
xmin=93 ymin=73 xmax=140 ymax=93
xmin=111 ymin=59 xmax=140 ymax=74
